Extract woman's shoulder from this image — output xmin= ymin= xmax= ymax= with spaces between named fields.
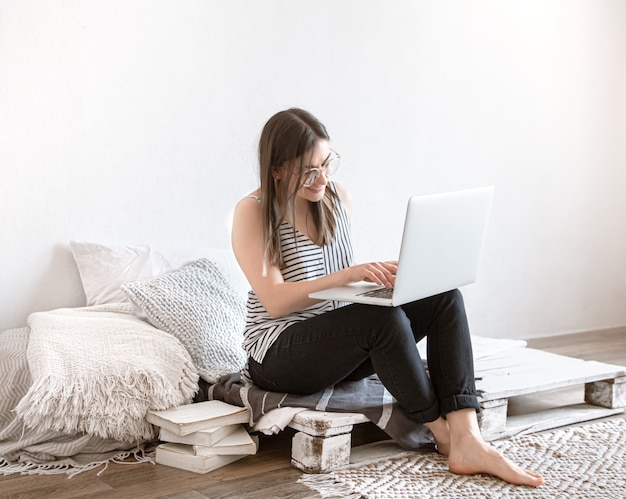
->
xmin=233 ymin=190 xmax=262 ymax=221
xmin=240 ymin=189 xmax=261 ymax=203
xmin=235 ymin=190 xmax=262 ymax=209
xmin=331 ymin=181 xmax=352 ymax=219
xmin=332 ymin=181 xmax=349 ymax=201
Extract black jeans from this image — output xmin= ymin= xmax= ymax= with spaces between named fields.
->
xmin=248 ymin=288 xmax=480 ymax=424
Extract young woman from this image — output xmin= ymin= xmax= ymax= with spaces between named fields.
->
xmin=231 ymin=108 xmax=544 ymax=487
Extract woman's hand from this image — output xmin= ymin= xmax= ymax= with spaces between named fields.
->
xmin=347 ymin=261 xmax=397 ymax=289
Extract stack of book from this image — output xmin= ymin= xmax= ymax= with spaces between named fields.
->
xmin=147 ymin=400 xmax=258 ymax=474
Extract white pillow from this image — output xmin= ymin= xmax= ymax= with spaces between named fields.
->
xmin=121 ymin=258 xmax=247 ymax=383
xmin=70 ymin=241 xmax=173 ymax=306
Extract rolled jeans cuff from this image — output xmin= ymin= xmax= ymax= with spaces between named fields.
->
xmin=440 ymin=394 xmax=481 ymax=418
xmin=407 ymin=400 xmax=441 ymax=424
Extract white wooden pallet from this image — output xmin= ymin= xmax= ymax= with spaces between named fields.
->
xmin=288 ymin=347 xmax=626 ymax=473
xmin=475 ymin=347 xmax=626 ymax=439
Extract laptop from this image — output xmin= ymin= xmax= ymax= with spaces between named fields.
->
xmin=309 ymin=186 xmax=495 ymax=307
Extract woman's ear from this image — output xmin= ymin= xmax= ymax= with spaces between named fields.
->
xmin=272 ymin=167 xmax=281 ymax=180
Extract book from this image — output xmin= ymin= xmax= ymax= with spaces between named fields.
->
xmin=159 ymin=423 xmax=240 ymax=447
xmin=146 ymin=400 xmax=250 ymax=436
xmin=155 ymin=442 xmax=247 ymax=474
xmin=192 ymin=425 xmax=259 ymax=456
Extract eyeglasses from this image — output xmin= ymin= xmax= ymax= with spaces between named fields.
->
xmin=302 ymin=150 xmax=341 ymax=187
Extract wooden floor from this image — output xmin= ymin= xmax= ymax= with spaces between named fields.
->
xmin=2 ymin=327 xmax=625 ymax=499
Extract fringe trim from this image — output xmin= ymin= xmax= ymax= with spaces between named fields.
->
xmin=298 ymin=473 xmax=361 ymax=499
xmin=15 ymin=363 xmax=198 ymax=442
xmin=0 ymin=448 xmax=155 ymax=479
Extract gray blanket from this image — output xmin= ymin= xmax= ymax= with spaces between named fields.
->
xmin=200 ymin=373 xmax=434 ymax=450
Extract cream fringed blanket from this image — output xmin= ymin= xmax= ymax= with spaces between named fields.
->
xmin=15 ymin=304 xmax=199 ymax=443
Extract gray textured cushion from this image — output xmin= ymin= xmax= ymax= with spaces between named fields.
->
xmin=122 ymin=258 xmax=246 ymax=383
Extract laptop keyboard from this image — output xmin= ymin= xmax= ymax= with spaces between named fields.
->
xmin=357 ymin=287 xmax=394 ymax=299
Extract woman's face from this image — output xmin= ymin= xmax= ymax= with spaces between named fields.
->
xmin=293 ymin=139 xmax=331 ymax=204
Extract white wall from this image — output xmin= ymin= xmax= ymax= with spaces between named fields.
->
xmin=1 ymin=0 xmax=625 ymax=339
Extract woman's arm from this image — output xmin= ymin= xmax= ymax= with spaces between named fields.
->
xmin=231 ymin=192 xmax=396 ymax=318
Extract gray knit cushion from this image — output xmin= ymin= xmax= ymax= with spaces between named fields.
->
xmin=121 ymin=258 xmax=246 ymax=383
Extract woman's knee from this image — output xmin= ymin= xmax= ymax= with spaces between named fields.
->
xmin=372 ymin=307 xmax=414 ymax=342
xmin=445 ymin=287 xmax=464 ymax=302
xmin=435 ymin=289 xmax=471 ymax=334
xmin=381 ymin=306 xmax=411 ymax=328
xmin=344 ymin=305 xmax=415 ymax=348
xmin=436 ymin=288 xmax=466 ymax=313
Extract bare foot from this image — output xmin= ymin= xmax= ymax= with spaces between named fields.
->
xmin=424 ymin=417 xmax=451 ymax=456
xmin=448 ymin=437 xmax=544 ymax=487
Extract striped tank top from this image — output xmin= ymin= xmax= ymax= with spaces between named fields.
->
xmin=243 ymin=182 xmax=354 ymax=366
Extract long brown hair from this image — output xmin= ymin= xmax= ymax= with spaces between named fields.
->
xmin=258 ymin=108 xmax=339 ymax=268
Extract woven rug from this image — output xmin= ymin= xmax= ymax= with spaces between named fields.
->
xmin=299 ymin=418 xmax=626 ymax=499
